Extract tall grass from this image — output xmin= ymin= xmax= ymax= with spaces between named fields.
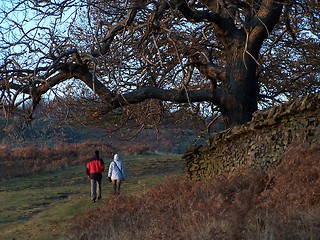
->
xmin=0 ymin=138 xmax=177 ymax=179
xmin=1 ymin=141 xmax=319 ymax=239
xmin=0 ymin=154 xmax=184 ymax=240
xmin=0 ymin=141 xmax=117 ymax=179
xmin=68 ymin=143 xmax=320 ymax=240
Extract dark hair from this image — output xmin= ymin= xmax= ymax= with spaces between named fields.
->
xmin=95 ymin=150 xmax=99 ymax=157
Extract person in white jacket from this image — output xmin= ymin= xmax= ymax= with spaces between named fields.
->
xmin=108 ymin=153 xmax=126 ymax=195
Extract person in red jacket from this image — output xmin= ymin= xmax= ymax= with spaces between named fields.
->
xmin=86 ymin=150 xmax=105 ymax=203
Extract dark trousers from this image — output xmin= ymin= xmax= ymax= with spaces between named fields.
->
xmin=112 ymin=179 xmax=122 ymax=194
xmin=90 ymin=178 xmax=102 ymax=200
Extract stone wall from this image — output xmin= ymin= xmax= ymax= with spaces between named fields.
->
xmin=183 ymin=93 xmax=320 ymax=180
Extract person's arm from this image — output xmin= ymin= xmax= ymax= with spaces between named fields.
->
xmin=100 ymin=159 xmax=105 ymax=172
xmin=86 ymin=163 xmax=90 ymax=177
xmin=108 ymin=163 xmax=113 ymax=177
xmin=121 ymin=162 xmax=126 ymax=180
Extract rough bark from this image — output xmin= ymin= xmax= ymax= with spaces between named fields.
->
xmin=0 ymin=0 xmax=288 ymax=128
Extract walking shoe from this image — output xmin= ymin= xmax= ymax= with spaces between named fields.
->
xmin=97 ymin=196 xmax=102 ymax=200
xmin=92 ymin=199 xmax=96 ymax=203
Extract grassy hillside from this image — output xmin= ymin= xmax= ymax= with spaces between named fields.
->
xmin=1 ymin=111 xmax=319 ymax=240
xmin=0 ymin=154 xmax=185 ymax=240
xmin=68 ymin=143 xmax=320 ymax=240
xmin=1 ymin=143 xmax=319 ymax=240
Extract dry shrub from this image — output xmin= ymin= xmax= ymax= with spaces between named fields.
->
xmin=244 ymin=208 xmax=320 ymax=240
xmin=243 ymin=143 xmax=320 ymax=240
xmin=41 ymin=145 xmax=52 ymax=154
xmin=11 ymin=146 xmax=41 ymax=158
xmin=68 ymin=142 xmax=320 ymax=240
xmin=125 ymin=143 xmax=152 ymax=155
xmin=69 ymin=173 xmax=269 ymax=240
xmin=0 ymin=144 xmax=12 ymax=160
xmin=0 ymin=141 xmax=117 ymax=179
xmin=262 ymin=143 xmax=320 ymax=207
xmin=51 ymin=157 xmax=70 ymax=169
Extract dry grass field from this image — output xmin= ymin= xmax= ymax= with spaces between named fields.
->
xmin=0 ymin=141 xmax=319 ymax=240
xmin=67 ymin=143 xmax=320 ymax=240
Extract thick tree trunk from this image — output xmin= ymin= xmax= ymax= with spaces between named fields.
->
xmin=205 ymin=0 xmax=283 ymax=128
xmin=220 ymin=45 xmax=259 ymax=128
xmin=220 ymin=75 xmax=258 ymax=128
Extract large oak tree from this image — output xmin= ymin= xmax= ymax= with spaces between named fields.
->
xmin=0 ymin=0 xmax=319 ymax=129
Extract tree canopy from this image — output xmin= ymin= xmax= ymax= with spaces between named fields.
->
xmin=0 ymin=0 xmax=319 ymax=131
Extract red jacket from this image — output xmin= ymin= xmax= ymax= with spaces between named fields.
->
xmin=86 ymin=158 xmax=105 ymax=180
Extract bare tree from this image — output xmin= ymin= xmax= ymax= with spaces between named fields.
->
xmin=0 ymin=0 xmax=319 ymax=129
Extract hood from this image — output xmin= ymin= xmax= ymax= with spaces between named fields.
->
xmin=114 ymin=153 xmax=120 ymax=161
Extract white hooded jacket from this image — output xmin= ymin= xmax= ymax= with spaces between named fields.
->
xmin=108 ymin=154 xmax=126 ymax=180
